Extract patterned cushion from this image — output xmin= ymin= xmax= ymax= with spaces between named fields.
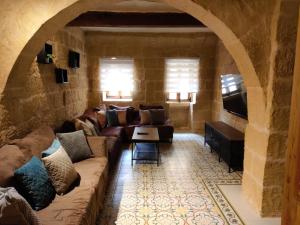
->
xmin=56 ymin=130 xmax=92 ymax=163
xmin=97 ymin=110 xmax=107 ymax=128
xmin=0 ymin=187 xmax=41 ymax=225
xmin=42 ymin=146 xmax=79 ymax=195
xmin=140 ymin=110 xmax=152 ymax=125
xmin=150 ymin=109 xmax=166 ymax=124
xmin=106 ymin=110 xmax=119 ymax=127
xmin=116 ymin=110 xmax=127 ymax=125
xmin=41 ymin=139 xmax=61 ymax=158
xmin=14 ymin=156 xmax=56 ymax=210
xmin=74 ymin=118 xmax=97 ymax=136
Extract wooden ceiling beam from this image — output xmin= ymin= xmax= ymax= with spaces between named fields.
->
xmin=67 ymin=12 xmax=205 ymax=27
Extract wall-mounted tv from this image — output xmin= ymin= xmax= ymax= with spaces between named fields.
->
xmin=221 ymin=74 xmax=248 ymax=119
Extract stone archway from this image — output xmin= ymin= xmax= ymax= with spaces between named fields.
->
xmin=0 ymin=0 xmax=296 ymax=216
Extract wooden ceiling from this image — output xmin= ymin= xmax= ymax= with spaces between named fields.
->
xmin=67 ymin=12 xmax=205 ymax=28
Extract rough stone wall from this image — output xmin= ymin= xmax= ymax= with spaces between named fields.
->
xmin=0 ymin=27 xmax=88 ymax=144
xmin=86 ymin=32 xmax=217 ymax=132
xmin=212 ymin=40 xmax=247 ymax=132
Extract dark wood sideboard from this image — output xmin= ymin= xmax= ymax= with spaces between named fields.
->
xmin=204 ymin=121 xmax=244 ymax=173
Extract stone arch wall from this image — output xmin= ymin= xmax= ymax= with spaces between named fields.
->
xmin=0 ymin=0 xmax=298 ymax=216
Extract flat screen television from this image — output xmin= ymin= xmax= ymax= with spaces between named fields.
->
xmin=221 ymin=74 xmax=248 ymax=119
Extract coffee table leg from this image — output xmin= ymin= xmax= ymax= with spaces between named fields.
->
xmin=131 ymin=142 xmax=134 ymax=166
xmin=157 ymin=143 xmax=160 ymax=166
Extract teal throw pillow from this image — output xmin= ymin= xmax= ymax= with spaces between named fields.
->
xmin=106 ymin=110 xmax=119 ymax=127
xmin=41 ymin=138 xmax=61 ymax=158
xmin=14 ymin=156 xmax=56 ymax=210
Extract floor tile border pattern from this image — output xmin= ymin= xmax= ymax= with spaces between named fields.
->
xmin=98 ymin=134 xmax=245 ymax=225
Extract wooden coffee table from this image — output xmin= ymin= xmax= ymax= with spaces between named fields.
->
xmin=131 ymin=127 xmax=160 ymax=166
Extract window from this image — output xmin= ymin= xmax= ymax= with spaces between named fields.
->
xmin=165 ymin=58 xmax=199 ymax=103
xmin=100 ymin=58 xmax=134 ymax=101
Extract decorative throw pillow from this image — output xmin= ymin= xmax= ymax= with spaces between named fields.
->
xmin=106 ymin=110 xmax=119 ymax=127
xmin=14 ymin=156 xmax=56 ymax=210
xmin=150 ymin=109 xmax=166 ymax=124
xmin=0 ymin=187 xmax=41 ymax=225
xmin=116 ymin=110 xmax=127 ymax=125
xmin=74 ymin=118 xmax=97 ymax=136
xmin=140 ymin=110 xmax=152 ymax=125
xmin=86 ymin=136 xmax=107 ymax=158
xmin=97 ymin=110 xmax=107 ymax=128
xmin=56 ymin=130 xmax=92 ymax=163
xmin=41 ymin=138 xmax=61 ymax=158
xmin=42 ymin=146 xmax=79 ymax=195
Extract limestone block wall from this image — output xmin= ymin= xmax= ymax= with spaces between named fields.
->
xmin=212 ymin=40 xmax=247 ymax=132
xmin=0 ymin=27 xmax=88 ymax=144
xmin=86 ymin=32 xmax=217 ymax=132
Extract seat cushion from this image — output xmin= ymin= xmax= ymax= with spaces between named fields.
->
xmin=14 ymin=156 xmax=56 ymax=210
xmin=100 ymin=126 xmax=124 ymax=138
xmin=0 ymin=145 xmax=27 ymax=187
xmin=37 ymin=157 xmax=108 ymax=225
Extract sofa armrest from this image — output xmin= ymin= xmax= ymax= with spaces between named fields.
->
xmin=86 ymin=136 xmax=108 ymax=158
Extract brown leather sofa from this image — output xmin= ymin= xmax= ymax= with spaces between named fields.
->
xmin=0 ymin=126 xmax=110 ymax=225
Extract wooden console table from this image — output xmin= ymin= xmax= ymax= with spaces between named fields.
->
xmin=204 ymin=121 xmax=244 ymax=173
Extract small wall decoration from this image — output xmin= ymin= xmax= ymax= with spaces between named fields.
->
xmin=68 ymin=50 xmax=80 ymax=68
xmin=37 ymin=43 xmax=53 ymax=64
xmin=55 ymin=68 xmax=68 ymax=84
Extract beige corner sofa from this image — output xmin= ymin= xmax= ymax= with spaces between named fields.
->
xmin=0 ymin=126 xmax=109 ymax=225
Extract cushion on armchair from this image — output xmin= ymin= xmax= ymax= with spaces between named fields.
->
xmin=140 ymin=110 xmax=152 ymax=125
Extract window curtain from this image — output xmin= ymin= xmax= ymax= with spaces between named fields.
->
xmin=165 ymin=58 xmax=199 ymax=93
xmin=100 ymin=58 xmax=134 ymax=92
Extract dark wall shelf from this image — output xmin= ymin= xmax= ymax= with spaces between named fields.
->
xmin=69 ymin=50 xmax=80 ymax=68
xmin=55 ymin=68 xmax=68 ymax=84
xmin=37 ymin=43 xmax=53 ymax=64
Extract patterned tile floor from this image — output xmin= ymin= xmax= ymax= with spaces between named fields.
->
xmin=98 ymin=133 xmax=244 ymax=225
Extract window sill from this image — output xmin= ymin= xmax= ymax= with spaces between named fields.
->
xmin=103 ymin=98 xmax=132 ymax=102
xmin=166 ymin=101 xmax=191 ymax=106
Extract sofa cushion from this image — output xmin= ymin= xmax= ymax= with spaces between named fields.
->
xmin=106 ymin=110 xmax=119 ymax=127
xmin=100 ymin=126 xmax=123 ymax=138
xmin=37 ymin=157 xmax=108 ymax=225
xmin=14 ymin=156 xmax=56 ymax=210
xmin=150 ymin=109 xmax=166 ymax=124
xmin=87 ymin=136 xmax=107 ymax=158
xmin=97 ymin=110 xmax=107 ymax=128
xmin=0 ymin=145 xmax=27 ymax=187
xmin=140 ymin=110 xmax=152 ymax=125
xmin=10 ymin=126 xmax=55 ymax=160
xmin=116 ymin=110 xmax=127 ymax=125
xmin=74 ymin=119 xmax=98 ymax=136
xmin=0 ymin=187 xmax=41 ymax=225
xmin=82 ymin=108 xmax=102 ymax=132
xmin=41 ymin=139 xmax=61 ymax=158
xmin=56 ymin=130 xmax=92 ymax=163
xmin=140 ymin=104 xmax=164 ymax=110
xmin=42 ymin=147 xmax=79 ymax=195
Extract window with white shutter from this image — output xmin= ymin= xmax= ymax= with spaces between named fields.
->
xmin=165 ymin=58 xmax=199 ymax=103
xmin=100 ymin=58 xmax=134 ymax=101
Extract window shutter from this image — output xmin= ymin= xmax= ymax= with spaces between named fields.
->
xmin=165 ymin=59 xmax=199 ymax=93
xmin=100 ymin=58 xmax=134 ymax=92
